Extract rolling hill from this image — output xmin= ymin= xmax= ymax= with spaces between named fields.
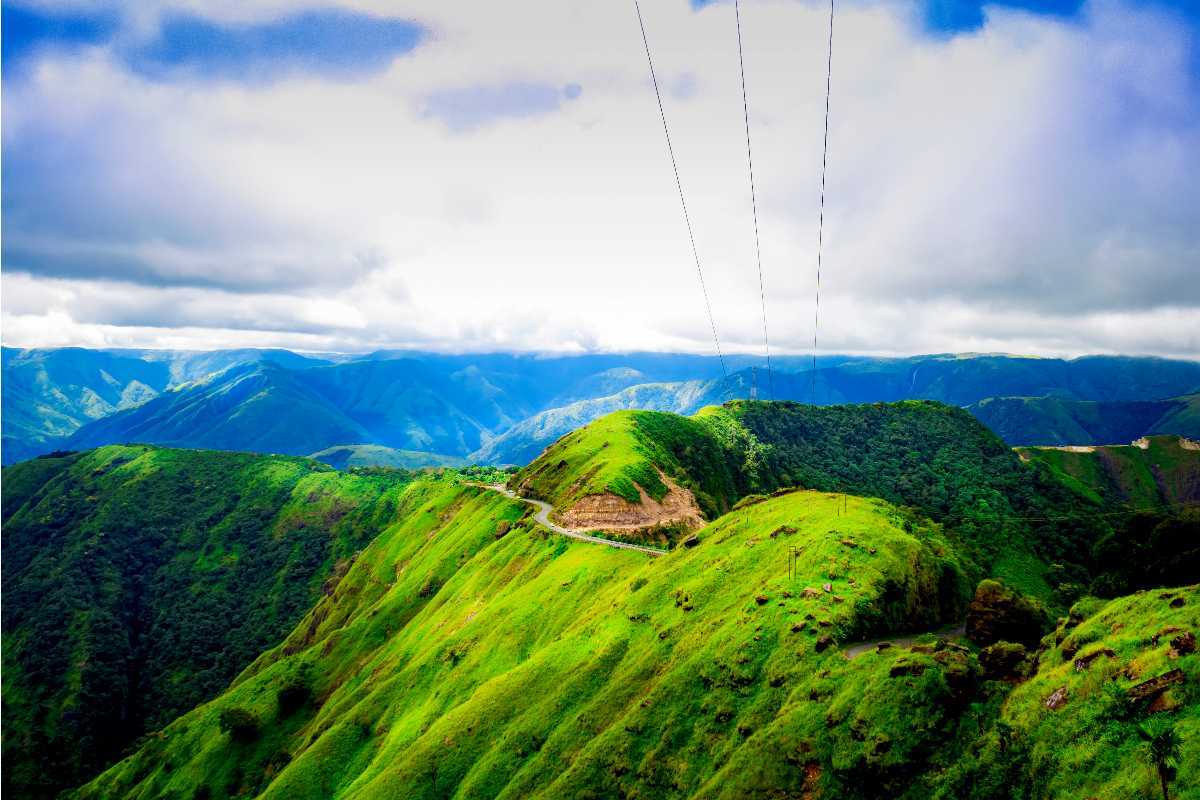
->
xmin=511 ymin=401 xmax=1104 ymax=583
xmin=67 ymin=460 xmax=1200 ymax=800
xmin=6 ymin=401 xmax=1198 ymax=799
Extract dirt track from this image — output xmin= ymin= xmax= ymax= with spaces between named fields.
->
xmin=479 ymin=484 xmax=666 ymax=557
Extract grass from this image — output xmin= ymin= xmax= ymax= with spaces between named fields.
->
xmin=74 ymin=482 xmax=972 ymax=800
xmin=938 ymin=585 xmax=1200 ymax=799
xmin=510 ymin=409 xmax=742 ymax=518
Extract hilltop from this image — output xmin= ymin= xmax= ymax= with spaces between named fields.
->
xmin=512 ymin=401 xmax=1106 ymax=593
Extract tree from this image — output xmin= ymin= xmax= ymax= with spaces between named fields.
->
xmin=1139 ymin=723 xmax=1181 ymax=800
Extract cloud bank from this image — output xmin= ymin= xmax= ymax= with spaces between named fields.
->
xmin=2 ymin=0 xmax=1198 ymax=358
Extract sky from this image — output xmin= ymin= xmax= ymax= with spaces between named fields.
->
xmin=2 ymin=0 xmax=1198 ymax=358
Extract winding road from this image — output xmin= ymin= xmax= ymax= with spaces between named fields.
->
xmin=842 ymin=623 xmax=967 ymax=659
xmin=480 ymin=484 xmax=666 ymax=557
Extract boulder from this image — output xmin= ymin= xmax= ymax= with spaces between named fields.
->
xmin=1045 ymin=686 xmax=1069 ymax=710
xmin=1073 ymin=648 xmax=1115 ymax=672
xmin=1170 ymin=631 xmax=1196 ymax=655
xmin=1128 ymin=669 xmax=1186 ymax=703
xmin=980 ymin=641 xmax=1029 ymax=680
xmin=815 ymin=635 xmax=835 ymax=653
xmin=965 ymin=579 xmax=1049 ymax=648
xmin=889 ymin=659 xmax=927 ymax=678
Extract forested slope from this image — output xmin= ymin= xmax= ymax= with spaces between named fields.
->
xmin=1 ymin=447 xmax=413 ymax=798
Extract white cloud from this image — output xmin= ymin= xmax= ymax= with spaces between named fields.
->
xmin=2 ymin=0 xmax=1198 ymax=358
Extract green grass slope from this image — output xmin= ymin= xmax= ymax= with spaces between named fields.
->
xmin=75 ymin=480 xmax=973 ymax=800
xmin=1 ymin=446 xmax=415 ymax=798
xmin=511 ymin=408 xmax=744 ymax=519
xmin=1019 ymin=435 xmax=1200 ymax=509
xmin=938 ymin=585 xmax=1200 ymax=799
xmin=514 ymin=401 xmax=1105 ymax=590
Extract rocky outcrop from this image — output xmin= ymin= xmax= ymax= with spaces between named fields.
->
xmin=557 ymin=470 xmax=704 ymax=532
xmin=965 ymin=580 xmax=1049 ymax=648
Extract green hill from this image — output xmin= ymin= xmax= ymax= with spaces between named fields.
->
xmin=968 ymin=394 xmax=1200 ymax=446
xmin=70 ymin=472 xmax=1200 ymax=800
xmin=9 ymin=404 xmax=1198 ymax=799
xmin=1018 ymin=435 xmax=1200 ymax=508
xmin=513 ymin=401 xmax=1104 ymax=584
xmin=73 ymin=480 xmax=974 ymax=800
xmin=1 ymin=447 xmax=414 ymax=798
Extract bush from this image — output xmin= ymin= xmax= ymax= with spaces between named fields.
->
xmin=277 ymin=680 xmax=313 ymax=718
xmin=218 ymin=707 xmax=261 ymax=743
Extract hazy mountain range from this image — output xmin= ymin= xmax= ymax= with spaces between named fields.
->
xmin=4 ymin=347 xmax=1199 ymax=466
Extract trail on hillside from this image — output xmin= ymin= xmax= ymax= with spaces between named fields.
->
xmin=477 ymin=484 xmax=666 ymax=557
xmin=842 ymin=623 xmax=967 ymax=659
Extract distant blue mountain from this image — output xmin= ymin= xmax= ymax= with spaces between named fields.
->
xmin=3 ymin=348 xmax=1198 ymax=465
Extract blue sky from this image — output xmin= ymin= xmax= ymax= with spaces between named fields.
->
xmin=2 ymin=4 xmax=425 ymax=81
xmin=1 ymin=0 xmax=1198 ymax=357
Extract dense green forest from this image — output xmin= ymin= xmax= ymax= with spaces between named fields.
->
xmin=1 ymin=446 xmax=415 ymax=798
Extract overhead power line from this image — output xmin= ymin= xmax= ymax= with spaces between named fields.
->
xmin=812 ymin=0 xmax=834 ymax=404
xmin=734 ymin=0 xmax=773 ymax=400
xmin=633 ymin=0 xmax=727 ymax=379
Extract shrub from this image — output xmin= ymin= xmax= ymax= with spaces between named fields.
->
xmin=277 ymin=680 xmax=313 ymax=718
xmin=218 ymin=707 xmax=261 ymax=743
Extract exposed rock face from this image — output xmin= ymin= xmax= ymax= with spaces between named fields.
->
xmin=1127 ymin=669 xmax=1185 ymax=703
xmin=558 ymin=470 xmax=704 ymax=532
xmin=965 ymin=580 xmax=1048 ymax=648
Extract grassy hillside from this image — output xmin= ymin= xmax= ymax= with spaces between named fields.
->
xmin=967 ymin=394 xmax=1200 ymax=446
xmin=74 ymin=480 xmax=974 ymax=800
xmin=511 ymin=408 xmax=745 ymax=519
xmin=1018 ymin=435 xmax=1200 ymax=508
xmin=1 ymin=446 xmax=414 ymax=798
xmin=936 ymin=585 xmax=1200 ymax=799
xmin=514 ymin=402 xmax=1106 ymax=585
xmin=71 ymin=472 xmax=1200 ymax=800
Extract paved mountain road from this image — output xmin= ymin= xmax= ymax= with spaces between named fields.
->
xmin=478 ymin=484 xmax=666 ymax=557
